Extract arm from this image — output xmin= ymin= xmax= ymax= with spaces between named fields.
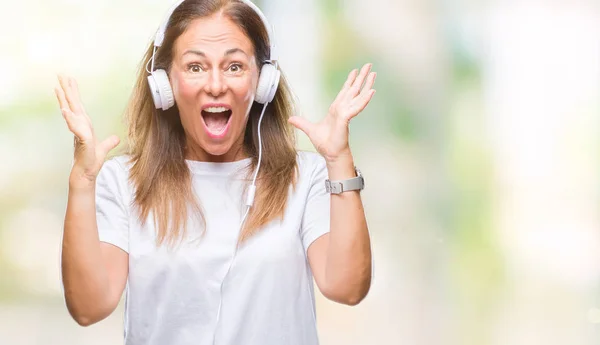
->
xmin=289 ymin=63 xmax=376 ymax=306
xmin=55 ymin=74 xmax=128 ymax=326
xmin=62 ymin=177 xmax=128 ymax=326
xmin=307 ymin=156 xmax=371 ymax=305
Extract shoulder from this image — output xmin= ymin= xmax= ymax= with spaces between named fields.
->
xmin=99 ymin=155 xmax=131 ymax=176
xmin=296 ymin=150 xmax=326 ymax=170
xmin=102 ymin=155 xmax=132 ymax=173
xmin=97 ymin=155 xmax=133 ymax=190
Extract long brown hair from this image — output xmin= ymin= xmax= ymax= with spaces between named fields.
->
xmin=122 ymin=0 xmax=298 ymax=247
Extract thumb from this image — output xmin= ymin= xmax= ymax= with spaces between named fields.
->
xmin=97 ymin=135 xmax=120 ymax=158
xmin=288 ymin=116 xmax=314 ymax=136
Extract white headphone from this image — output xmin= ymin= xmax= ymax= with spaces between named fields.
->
xmin=146 ymin=0 xmax=281 ymax=111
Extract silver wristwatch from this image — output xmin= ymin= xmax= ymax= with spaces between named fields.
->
xmin=325 ymin=167 xmax=365 ymax=194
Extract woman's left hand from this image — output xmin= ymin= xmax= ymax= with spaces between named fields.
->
xmin=288 ymin=63 xmax=376 ymax=164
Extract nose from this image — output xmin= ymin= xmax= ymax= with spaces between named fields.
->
xmin=203 ymin=68 xmax=227 ymax=97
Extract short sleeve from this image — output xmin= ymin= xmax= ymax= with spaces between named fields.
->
xmin=95 ymin=158 xmax=130 ymax=253
xmin=300 ymin=154 xmax=331 ymax=253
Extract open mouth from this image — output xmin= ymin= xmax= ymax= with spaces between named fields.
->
xmin=201 ymin=107 xmax=232 ymax=137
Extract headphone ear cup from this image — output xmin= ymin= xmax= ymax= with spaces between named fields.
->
xmin=255 ymin=63 xmax=280 ymax=104
xmin=147 ymin=69 xmax=175 ymax=110
xmin=268 ymin=69 xmax=281 ymax=104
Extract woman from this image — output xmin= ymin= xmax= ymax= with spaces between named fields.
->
xmin=55 ymin=0 xmax=375 ymax=344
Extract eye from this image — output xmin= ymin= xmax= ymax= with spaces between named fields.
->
xmin=227 ymin=63 xmax=243 ymax=73
xmin=187 ymin=64 xmax=203 ymax=73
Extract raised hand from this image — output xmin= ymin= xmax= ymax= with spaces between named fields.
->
xmin=288 ymin=63 xmax=376 ymax=163
xmin=54 ymin=75 xmax=120 ymax=186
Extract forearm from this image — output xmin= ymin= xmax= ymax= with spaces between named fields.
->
xmin=324 ymin=155 xmax=372 ymax=304
xmin=62 ymin=176 xmax=111 ymax=324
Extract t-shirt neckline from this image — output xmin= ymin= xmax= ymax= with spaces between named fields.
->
xmin=185 ymin=157 xmax=253 ymax=175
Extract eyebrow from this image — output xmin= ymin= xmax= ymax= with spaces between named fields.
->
xmin=182 ymin=48 xmax=248 ymax=57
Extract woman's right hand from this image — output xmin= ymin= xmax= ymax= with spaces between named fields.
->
xmin=54 ymin=75 xmax=120 ymax=187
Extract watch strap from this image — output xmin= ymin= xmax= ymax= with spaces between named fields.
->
xmin=325 ymin=167 xmax=364 ymax=194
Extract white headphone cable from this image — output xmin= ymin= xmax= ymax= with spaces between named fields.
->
xmin=212 ymin=100 xmax=268 ymax=345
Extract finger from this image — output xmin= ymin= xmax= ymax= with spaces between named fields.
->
xmin=350 ymin=89 xmax=376 ymax=117
xmin=61 ymin=108 xmax=81 ymax=138
xmin=58 ymin=74 xmax=85 ymax=115
xmin=288 ymin=116 xmax=315 ymax=136
xmin=57 ymin=86 xmax=92 ymax=131
xmin=58 ymin=75 xmax=94 ymax=130
xmin=58 ymin=75 xmax=78 ymax=113
xmin=342 ymin=69 xmax=359 ymax=90
xmin=332 ymin=69 xmax=359 ymax=105
xmin=61 ymin=108 xmax=85 ymax=138
xmin=97 ymin=135 xmax=120 ymax=158
xmin=54 ymin=84 xmax=70 ymax=112
xmin=358 ymin=72 xmax=377 ymax=98
xmin=62 ymin=108 xmax=95 ymax=142
xmin=349 ymin=63 xmax=372 ymax=96
xmin=68 ymin=77 xmax=86 ymax=114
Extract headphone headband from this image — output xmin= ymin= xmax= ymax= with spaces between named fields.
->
xmin=153 ymin=0 xmax=277 ymax=62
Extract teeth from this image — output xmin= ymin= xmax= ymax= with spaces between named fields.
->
xmin=204 ymin=106 xmax=230 ymax=113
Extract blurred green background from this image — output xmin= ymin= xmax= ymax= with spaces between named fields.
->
xmin=1 ymin=0 xmax=600 ymax=344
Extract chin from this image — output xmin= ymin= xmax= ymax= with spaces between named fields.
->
xmin=202 ymin=142 xmax=233 ymax=156
xmin=195 ymin=133 xmax=244 ymax=159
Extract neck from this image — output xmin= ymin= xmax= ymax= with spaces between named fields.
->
xmin=184 ymin=138 xmax=248 ymax=163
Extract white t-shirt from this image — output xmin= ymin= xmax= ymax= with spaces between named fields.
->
xmin=95 ymin=151 xmax=330 ymax=345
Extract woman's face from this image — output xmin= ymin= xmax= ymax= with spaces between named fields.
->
xmin=170 ymin=13 xmax=259 ymax=162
